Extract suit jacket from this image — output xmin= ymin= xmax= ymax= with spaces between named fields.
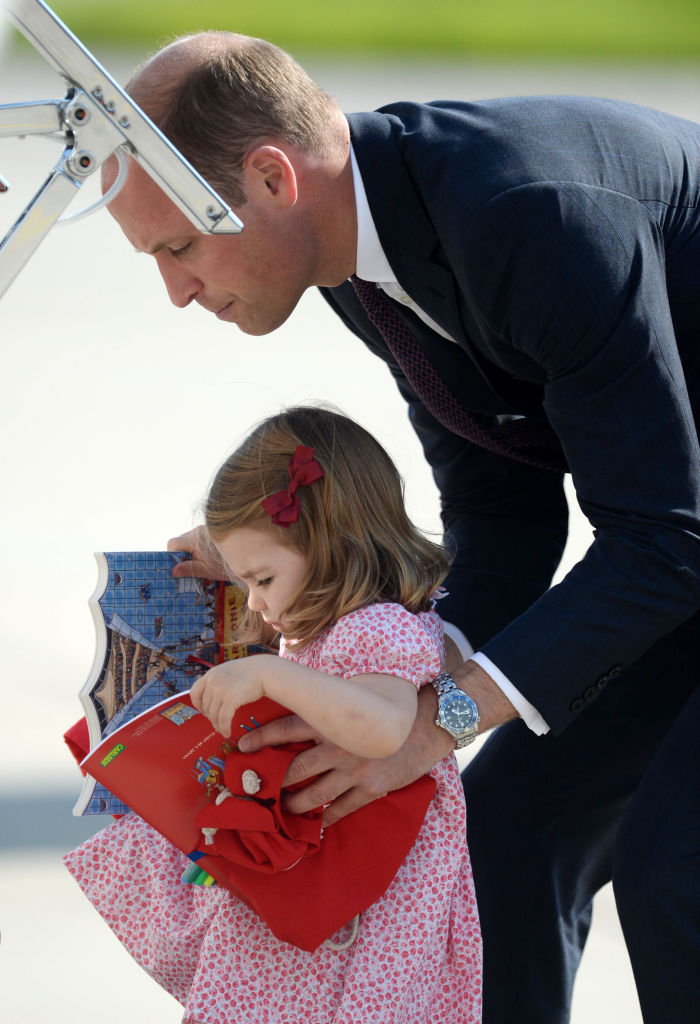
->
xmin=320 ymin=96 xmax=700 ymax=733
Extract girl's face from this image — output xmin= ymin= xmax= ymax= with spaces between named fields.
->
xmin=215 ymin=526 xmax=308 ymax=634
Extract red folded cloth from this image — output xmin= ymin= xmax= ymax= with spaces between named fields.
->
xmin=195 ymin=743 xmax=323 ymax=872
xmin=64 ymin=717 xmax=90 ymax=770
xmin=192 ymin=697 xmax=436 ymax=950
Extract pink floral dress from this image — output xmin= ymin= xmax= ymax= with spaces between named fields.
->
xmin=64 ymin=602 xmax=482 ymax=1024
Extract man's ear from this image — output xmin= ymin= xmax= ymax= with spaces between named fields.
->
xmin=243 ymin=145 xmax=298 ymax=206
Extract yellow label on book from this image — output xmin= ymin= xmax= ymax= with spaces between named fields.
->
xmin=100 ymin=743 xmax=125 ymax=767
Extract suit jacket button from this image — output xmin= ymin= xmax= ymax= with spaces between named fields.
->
xmin=583 ymin=686 xmax=597 ymax=702
xmin=608 ymin=665 xmax=622 ymax=679
xmin=570 ymin=698 xmax=585 ymax=713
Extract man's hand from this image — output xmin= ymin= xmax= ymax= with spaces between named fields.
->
xmin=235 ymin=658 xmax=518 ymax=824
xmin=238 ymin=686 xmax=455 ymax=824
xmin=167 ymin=525 xmax=229 ymax=579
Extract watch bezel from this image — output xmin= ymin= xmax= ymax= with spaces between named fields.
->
xmin=439 ymin=692 xmax=479 ymax=733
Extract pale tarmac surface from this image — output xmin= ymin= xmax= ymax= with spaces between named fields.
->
xmin=1 ymin=35 xmax=698 ymax=1022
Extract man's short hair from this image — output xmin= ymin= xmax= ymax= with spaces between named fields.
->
xmin=129 ymin=34 xmax=339 ymax=207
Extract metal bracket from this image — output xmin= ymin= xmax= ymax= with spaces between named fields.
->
xmin=0 ymin=0 xmax=244 ymax=299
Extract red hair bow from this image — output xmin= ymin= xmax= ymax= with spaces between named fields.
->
xmin=261 ymin=445 xmax=324 ymax=527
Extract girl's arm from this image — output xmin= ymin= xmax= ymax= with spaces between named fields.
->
xmin=190 ymin=654 xmax=417 ymax=759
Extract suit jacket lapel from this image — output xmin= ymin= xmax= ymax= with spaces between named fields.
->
xmin=347 ymin=111 xmax=543 ymax=417
xmin=347 ymin=112 xmax=465 ymax=345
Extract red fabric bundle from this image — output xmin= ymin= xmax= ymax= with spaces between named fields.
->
xmin=193 ymin=697 xmax=436 ymax=951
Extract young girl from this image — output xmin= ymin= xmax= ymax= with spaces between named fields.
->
xmin=65 ymin=406 xmax=482 ymax=1024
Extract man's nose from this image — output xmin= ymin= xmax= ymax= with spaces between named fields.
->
xmin=156 ymin=257 xmax=201 ymax=308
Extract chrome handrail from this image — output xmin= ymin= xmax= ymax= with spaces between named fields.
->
xmin=0 ymin=0 xmax=243 ymax=298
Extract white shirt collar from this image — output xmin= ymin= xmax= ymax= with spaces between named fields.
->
xmin=350 ymin=145 xmax=455 ymax=343
xmin=350 ymin=146 xmax=396 ymax=284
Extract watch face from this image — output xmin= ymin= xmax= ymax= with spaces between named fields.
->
xmin=441 ymin=694 xmax=478 ymax=733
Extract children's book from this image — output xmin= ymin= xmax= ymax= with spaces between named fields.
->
xmin=80 ymin=688 xmax=241 ymax=859
xmin=73 ymin=551 xmax=251 ymax=816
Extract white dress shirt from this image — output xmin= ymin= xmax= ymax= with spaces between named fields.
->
xmin=350 ymin=147 xmax=550 ymax=735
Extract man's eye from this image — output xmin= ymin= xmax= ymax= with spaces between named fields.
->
xmin=257 ymin=577 xmax=272 ymax=587
xmin=170 ymin=242 xmax=191 ymax=257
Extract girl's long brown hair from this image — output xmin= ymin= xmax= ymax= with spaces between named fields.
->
xmin=205 ymin=406 xmax=451 ymax=646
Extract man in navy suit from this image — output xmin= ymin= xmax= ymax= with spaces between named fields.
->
xmin=108 ymin=32 xmax=700 ymax=1023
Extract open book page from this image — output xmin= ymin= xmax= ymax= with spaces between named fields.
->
xmin=74 ymin=550 xmax=250 ymax=815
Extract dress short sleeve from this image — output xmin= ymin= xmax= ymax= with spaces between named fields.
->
xmin=316 ymin=603 xmax=444 ymax=687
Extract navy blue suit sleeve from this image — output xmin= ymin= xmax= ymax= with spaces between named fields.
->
xmin=319 ymin=283 xmax=569 ymax=651
xmin=462 ymin=182 xmax=700 ymax=730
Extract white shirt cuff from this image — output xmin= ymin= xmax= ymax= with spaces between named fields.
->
xmin=470 ymin=651 xmax=550 ymax=735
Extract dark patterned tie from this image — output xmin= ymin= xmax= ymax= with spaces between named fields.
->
xmin=350 ymin=276 xmax=566 ymax=473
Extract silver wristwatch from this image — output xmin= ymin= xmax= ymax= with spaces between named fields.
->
xmin=431 ymin=673 xmax=480 ymax=749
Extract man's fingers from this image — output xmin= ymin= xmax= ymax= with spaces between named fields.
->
xmin=282 ymin=770 xmax=386 ymax=819
xmin=280 ymin=739 xmax=365 ymax=787
xmin=281 ymin=775 xmax=338 ymax=814
xmin=172 ymin=558 xmax=213 ymax=579
xmin=237 ymin=713 xmax=318 ymax=752
xmin=238 ymin=714 xmax=429 ymax=824
xmin=281 ymin=753 xmax=389 ymax=816
xmin=321 ymin=786 xmax=387 ymax=826
xmin=167 ymin=526 xmax=230 ymax=580
xmin=167 ymin=527 xmax=205 ymax=554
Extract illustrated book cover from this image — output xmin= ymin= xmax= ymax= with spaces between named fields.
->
xmin=73 ymin=550 xmax=250 ymax=816
xmin=80 ymin=688 xmax=243 ymax=858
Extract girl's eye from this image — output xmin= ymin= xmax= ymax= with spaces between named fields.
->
xmin=170 ymin=242 xmax=191 ymax=257
xmin=257 ymin=577 xmax=272 ymax=587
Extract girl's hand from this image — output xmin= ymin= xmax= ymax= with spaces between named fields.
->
xmin=191 ymin=655 xmax=277 ymax=736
